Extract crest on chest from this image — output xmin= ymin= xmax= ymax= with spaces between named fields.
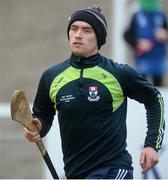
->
xmin=88 ymin=86 xmax=100 ymax=102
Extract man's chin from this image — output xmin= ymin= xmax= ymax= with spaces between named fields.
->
xmin=72 ymin=50 xmax=84 ymax=57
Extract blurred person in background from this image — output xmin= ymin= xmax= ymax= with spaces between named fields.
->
xmin=23 ymin=5 xmax=165 ymax=179
xmin=124 ymin=0 xmax=168 ymax=87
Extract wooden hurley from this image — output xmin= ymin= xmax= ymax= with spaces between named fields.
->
xmin=10 ymin=90 xmax=59 ymax=179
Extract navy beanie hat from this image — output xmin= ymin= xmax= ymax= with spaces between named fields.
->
xmin=67 ymin=6 xmax=107 ymax=50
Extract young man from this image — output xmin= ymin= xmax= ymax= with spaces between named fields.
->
xmin=24 ymin=6 xmax=165 ymax=179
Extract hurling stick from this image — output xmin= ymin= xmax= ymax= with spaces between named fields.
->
xmin=10 ymin=90 xmax=59 ymax=179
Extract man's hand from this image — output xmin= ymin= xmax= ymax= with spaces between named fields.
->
xmin=136 ymin=39 xmax=153 ymax=55
xmin=140 ymin=147 xmax=159 ymax=174
xmin=155 ymin=27 xmax=168 ymax=43
xmin=23 ymin=118 xmax=42 ymax=142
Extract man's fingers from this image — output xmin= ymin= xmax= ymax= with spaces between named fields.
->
xmin=140 ymin=147 xmax=159 ymax=174
xmin=140 ymin=152 xmax=145 ymax=166
xmin=23 ymin=127 xmax=41 ymax=142
xmin=140 ymin=151 xmax=152 ymax=173
xmin=140 ymin=152 xmax=146 ymax=173
xmin=27 ymin=134 xmax=41 ymax=142
xmin=32 ymin=118 xmax=42 ymax=132
xmin=141 ymin=157 xmax=158 ymax=174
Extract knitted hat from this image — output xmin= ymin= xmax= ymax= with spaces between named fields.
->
xmin=67 ymin=6 xmax=107 ymax=50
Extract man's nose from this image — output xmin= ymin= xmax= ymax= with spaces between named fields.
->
xmin=75 ymin=29 xmax=82 ymax=38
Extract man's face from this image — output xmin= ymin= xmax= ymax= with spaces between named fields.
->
xmin=69 ymin=21 xmax=98 ymax=57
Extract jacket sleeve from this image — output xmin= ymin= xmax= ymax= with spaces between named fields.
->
xmin=162 ymin=13 xmax=168 ymax=30
xmin=32 ymin=70 xmax=56 ymax=138
xmin=122 ymin=65 xmax=165 ymax=151
xmin=123 ymin=14 xmax=137 ymax=48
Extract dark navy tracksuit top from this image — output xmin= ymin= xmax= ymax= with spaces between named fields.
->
xmin=32 ymin=53 xmax=165 ymax=178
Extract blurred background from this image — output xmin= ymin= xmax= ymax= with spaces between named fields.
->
xmin=0 ymin=0 xmax=168 ymax=178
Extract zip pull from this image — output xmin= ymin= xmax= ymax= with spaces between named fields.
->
xmin=76 ymin=57 xmax=84 ymax=67
xmin=77 ymin=57 xmax=80 ymax=62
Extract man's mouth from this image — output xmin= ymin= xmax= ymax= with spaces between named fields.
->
xmin=73 ymin=42 xmax=83 ymax=45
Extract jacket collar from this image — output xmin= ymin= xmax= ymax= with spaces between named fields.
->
xmin=70 ymin=53 xmax=101 ymax=68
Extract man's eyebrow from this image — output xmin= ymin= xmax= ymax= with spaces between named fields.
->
xmin=80 ymin=26 xmax=93 ymax=31
xmin=82 ymin=26 xmax=93 ymax=30
xmin=71 ymin=24 xmax=93 ymax=29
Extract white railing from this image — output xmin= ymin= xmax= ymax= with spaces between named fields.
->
xmin=0 ymin=103 xmax=10 ymax=118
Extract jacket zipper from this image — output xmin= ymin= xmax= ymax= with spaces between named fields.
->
xmin=77 ymin=57 xmax=84 ymax=93
xmin=79 ymin=68 xmax=84 ymax=93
